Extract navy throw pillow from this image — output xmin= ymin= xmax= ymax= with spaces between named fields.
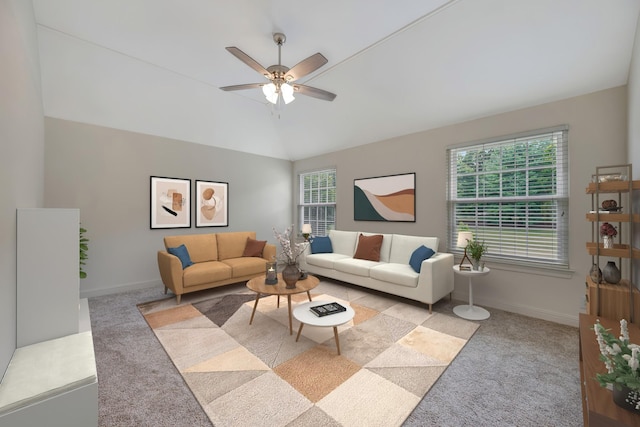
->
xmin=409 ymin=245 xmax=435 ymax=273
xmin=310 ymin=236 xmax=333 ymax=254
xmin=168 ymin=244 xmax=194 ymax=269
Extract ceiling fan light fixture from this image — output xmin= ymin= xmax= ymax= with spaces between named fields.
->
xmin=262 ymin=83 xmax=278 ymax=104
xmin=281 ymin=83 xmax=295 ymax=104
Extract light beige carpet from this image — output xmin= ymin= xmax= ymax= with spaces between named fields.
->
xmin=138 ymin=281 xmax=479 ymax=427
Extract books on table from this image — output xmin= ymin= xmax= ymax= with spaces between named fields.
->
xmin=310 ymin=302 xmax=347 ymax=317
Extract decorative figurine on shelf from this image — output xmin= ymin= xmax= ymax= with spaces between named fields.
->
xmin=603 ymin=261 xmax=621 ymax=284
xmin=589 ymin=263 xmax=602 ymax=284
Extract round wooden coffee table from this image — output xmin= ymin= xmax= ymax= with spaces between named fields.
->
xmin=246 ymin=274 xmax=320 ymax=335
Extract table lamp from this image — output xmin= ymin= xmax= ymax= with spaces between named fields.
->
xmin=301 ymin=224 xmax=312 ymax=241
xmin=457 ymin=231 xmax=473 ymax=268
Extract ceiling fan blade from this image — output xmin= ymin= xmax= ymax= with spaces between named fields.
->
xmin=293 ymin=84 xmax=336 ymax=102
xmin=284 ymin=53 xmax=328 ymax=82
xmin=225 ymin=47 xmax=271 ymax=78
xmin=219 ymin=83 xmax=264 ymax=91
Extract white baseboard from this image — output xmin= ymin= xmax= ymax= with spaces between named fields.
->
xmin=451 ymin=291 xmax=579 ymax=327
xmin=80 ymin=279 xmax=162 ymax=299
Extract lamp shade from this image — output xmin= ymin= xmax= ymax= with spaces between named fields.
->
xmin=281 ymin=83 xmax=295 ymax=104
xmin=262 ymin=83 xmax=278 ymax=104
xmin=301 ymin=224 xmax=312 ymax=234
xmin=457 ymin=231 xmax=473 ymax=248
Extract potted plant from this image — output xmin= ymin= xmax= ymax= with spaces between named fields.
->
xmin=593 ymin=319 xmax=640 ymax=412
xmin=466 ymin=238 xmax=487 ymax=270
xmin=80 ymin=226 xmax=89 ymax=279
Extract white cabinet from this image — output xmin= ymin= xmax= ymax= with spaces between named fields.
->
xmin=16 ymin=208 xmax=79 ymax=347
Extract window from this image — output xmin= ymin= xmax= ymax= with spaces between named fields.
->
xmin=299 ymin=168 xmax=336 ymax=237
xmin=447 ymin=126 xmax=569 ymax=268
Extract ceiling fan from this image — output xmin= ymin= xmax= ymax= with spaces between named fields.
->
xmin=220 ymin=33 xmax=337 ymax=104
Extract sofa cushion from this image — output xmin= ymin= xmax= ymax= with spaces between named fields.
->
xmin=389 ymin=234 xmax=439 ymax=264
xmin=310 ymin=236 xmax=333 ymax=254
xmin=334 ymin=258 xmax=380 ymax=277
xmin=409 ymin=245 xmax=436 ymax=273
xmin=167 ymin=244 xmax=194 ymax=269
xmin=242 ymin=238 xmax=266 ymax=257
xmin=361 ymin=232 xmax=393 ymax=262
xmin=305 ymin=253 xmax=351 ymax=269
xmin=217 ymin=231 xmax=256 ymax=260
xmin=353 ymin=233 xmax=383 ymax=261
xmin=222 ymin=257 xmax=267 ymax=277
xmin=164 ymin=234 xmax=217 ymax=263
xmin=183 ymin=261 xmax=232 ymax=287
xmin=329 ymin=230 xmax=358 ymax=256
xmin=370 ymin=263 xmax=419 ymax=288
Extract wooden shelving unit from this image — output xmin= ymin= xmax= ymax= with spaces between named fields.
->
xmin=585 ymin=164 xmax=639 ymax=323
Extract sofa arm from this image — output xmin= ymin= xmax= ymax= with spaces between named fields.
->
xmin=262 ymin=243 xmax=276 ymax=262
xmin=418 ymin=252 xmax=454 ymax=299
xmin=157 ymin=251 xmax=184 ymax=295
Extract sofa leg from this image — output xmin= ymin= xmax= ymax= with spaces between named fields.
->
xmin=428 ymin=303 xmax=432 ymax=314
xmin=164 ymin=286 xmax=168 ymax=295
xmin=176 ymin=295 xmax=181 ymax=305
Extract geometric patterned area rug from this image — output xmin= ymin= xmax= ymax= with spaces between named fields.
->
xmin=138 ymin=281 xmax=479 ymax=427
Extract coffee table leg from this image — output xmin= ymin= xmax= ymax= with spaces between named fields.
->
xmin=249 ymin=293 xmax=260 ymax=325
xmin=287 ymin=295 xmax=293 ymax=335
xmin=306 ymin=291 xmax=312 ymax=302
xmin=296 ymin=323 xmax=304 ymax=342
xmin=277 ymin=295 xmax=280 ymax=308
xmin=333 ymin=326 xmax=341 ymax=355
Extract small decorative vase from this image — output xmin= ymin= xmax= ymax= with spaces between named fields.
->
xmin=589 ymin=263 xmax=602 ymax=284
xmin=612 ymin=385 xmax=640 ymax=413
xmin=603 ymin=235 xmax=614 ymax=249
xmin=282 ymin=263 xmax=299 ymax=289
xmin=603 ymin=261 xmax=621 ymax=284
xmin=472 ymin=259 xmax=481 ymax=271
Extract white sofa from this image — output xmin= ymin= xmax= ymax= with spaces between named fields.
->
xmin=299 ymin=230 xmax=454 ymax=313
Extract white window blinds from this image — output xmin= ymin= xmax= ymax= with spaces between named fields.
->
xmin=447 ymin=126 xmax=569 ymax=268
xmin=299 ymin=168 xmax=336 ymax=237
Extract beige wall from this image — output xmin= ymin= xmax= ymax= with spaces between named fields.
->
xmin=44 ymin=118 xmax=293 ymax=297
xmin=0 ymin=0 xmax=45 ymax=375
xmin=294 ymin=86 xmax=628 ymax=326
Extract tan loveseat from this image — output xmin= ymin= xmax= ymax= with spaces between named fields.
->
xmin=157 ymin=231 xmax=275 ymax=303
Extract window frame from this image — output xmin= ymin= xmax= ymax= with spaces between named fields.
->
xmin=447 ymin=125 xmax=569 ymax=270
xmin=299 ymin=168 xmax=337 ymax=237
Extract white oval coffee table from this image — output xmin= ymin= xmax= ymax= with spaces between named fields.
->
xmin=293 ymin=300 xmax=355 ymax=355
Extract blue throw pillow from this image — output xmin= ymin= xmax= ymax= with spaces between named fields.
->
xmin=167 ymin=244 xmax=194 ymax=269
xmin=310 ymin=236 xmax=333 ymax=254
xmin=409 ymin=245 xmax=435 ymax=273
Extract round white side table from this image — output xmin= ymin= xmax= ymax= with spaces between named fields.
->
xmin=452 ymin=265 xmax=491 ymax=320
xmin=293 ymin=300 xmax=355 ymax=355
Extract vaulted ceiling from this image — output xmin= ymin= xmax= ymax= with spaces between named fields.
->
xmin=33 ymin=0 xmax=640 ymax=161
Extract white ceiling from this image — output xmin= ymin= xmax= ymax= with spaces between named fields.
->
xmin=33 ymin=0 xmax=640 ymax=161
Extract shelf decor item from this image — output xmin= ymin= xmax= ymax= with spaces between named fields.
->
xmin=589 ymin=263 xmax=602 ymax=284
xmin=601 ymin=222 xmax=617 ymax=249
xmin=593 ymin=319 xmax=640 ymax=413
xmin=603 ymin=261 xmax=622 ymax=285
